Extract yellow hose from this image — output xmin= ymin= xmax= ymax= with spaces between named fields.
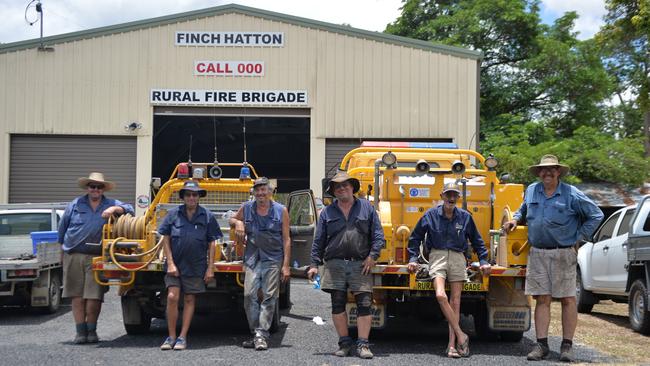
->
xmin=108 ymin=233 xmax=164 ymax=272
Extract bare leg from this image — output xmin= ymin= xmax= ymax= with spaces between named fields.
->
xmin=71 ymin=297 xmax=86 ymax=324
xmin=560 ymin=296 xmax=577 ymax=340
xmin=357 ymin=315 xmax=372 ymax=340
xmin=166 ymin=287 xmax=180 ymax=339
xmin=332 ymin=312 xmax=349 ymax=337
xmin=434 ymin=277 xmax=467 ymax=343
xmin=179 ymin=294 xmax=196 ymax=338
xmin=447 ymin=281 xmax=463 ymax=349
xmin=85 ymin=299 xmax=102 ymax=324
xmin=534 ymin=295 xmax=552 ymax=339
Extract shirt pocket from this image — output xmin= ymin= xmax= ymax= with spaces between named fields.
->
xmin=70 ymin=208 xmax=87 ymax=225
xmin=171 ymin=220 xmax=183 ymax=238
xmin=526 ymin=201 xmax=539 ymax=222
xmin=354 ymin=218 xmax=370 ymax=236
xmin=325 ymin=217 xmax=345 ymax=240
xmin=267 ymin=217 xmax=281 ymax=233
xmin=547 ymin=202 xmax=574 ymax=226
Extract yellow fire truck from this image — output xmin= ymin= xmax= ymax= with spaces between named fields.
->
xmin=91 ymin=161 xmax=317 ymax=334
xmin=336 ymin=142 xmax=531 ymax=341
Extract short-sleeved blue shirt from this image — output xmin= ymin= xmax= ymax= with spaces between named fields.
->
xmin=158 ymin=204 xmax=222 ymax=277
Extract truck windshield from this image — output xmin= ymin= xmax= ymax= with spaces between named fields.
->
xmin=0 ymin=214 xmax=51 ymax=236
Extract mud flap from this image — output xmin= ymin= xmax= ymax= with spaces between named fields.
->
xmin=346 ymin=303 xmax=386 ymax=329
xmin=30 ymin=270 xmax=50 ymax=307
xmin=486 ymin=276 xmax=531 ymax=331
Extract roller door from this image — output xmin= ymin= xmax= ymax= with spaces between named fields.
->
xmin=325 ymin=139 xmax=362 ymax=178
xmin=9 ymin=135 xmax=136 ymax=204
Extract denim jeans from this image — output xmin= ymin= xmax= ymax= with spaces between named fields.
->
xmin=244 ymin=260 xmax=280 ymax=339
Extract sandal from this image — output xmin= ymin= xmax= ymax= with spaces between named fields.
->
xmin=446 ymin=346 xmax=461 ymax=358
xmin=456 ymin=336 xmax=470 ymax=357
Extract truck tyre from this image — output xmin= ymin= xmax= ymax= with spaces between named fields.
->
xmin=279 ymin=277 xmax=291 ymax=309
xmin=474 ymin=303 xmax=498 ymax=341
xmin=45 ymin=273 xmax=62 ymax=314
xmin=121 ymin=296 xmax=152 ymax=335
xmin=629 ymin=279 xmax=650 ymax=335
xmin=499 ymin=331 xmax=524 ymax=342
xmin=576 ymin=268 xmax=595 ymax=314
xmin=270 ymin=300 xmax=280 ymax=333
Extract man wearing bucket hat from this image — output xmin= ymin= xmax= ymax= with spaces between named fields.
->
xmin=158 ymin=180 xmax=222 ymax=351
xmin=308 ymin=171 xmax=385 ymax=359
xmin=503 ymin=155 xmax=603 ymax=362
xmin=229 ymin=177 xmax=291 ymax=351
xmin=58 ymin=172 xmax=134 ymax=344
xmin=407 ymin=182 xmax=491 ymax=358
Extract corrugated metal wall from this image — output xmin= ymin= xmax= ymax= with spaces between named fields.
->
xmin=325 ymin=139 xmax=362 ymax=178
xmin=9 ymin=135 xmax=136 ymax=204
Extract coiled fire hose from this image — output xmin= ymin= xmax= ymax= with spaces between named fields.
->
xmin=108 ymin=233 xmax=164 ymax=272
xmin=106 ymin=214 xmax=164 ymax=271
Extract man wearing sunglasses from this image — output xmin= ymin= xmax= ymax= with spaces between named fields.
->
xmin=308 ymin=171 xmax=385 ymax=359
xmin=503 ymin=155 xmax=603 ymax=362
xmin=158 ymin=180 xmax=222 ymax=351
xmin=58 ymin=172 xmax=134 ymax=344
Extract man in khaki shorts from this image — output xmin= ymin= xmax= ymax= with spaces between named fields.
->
xmin=58 ymin=172 xmax=134 ymax=344
xmin=503 ymin=155 xmax=603 ymax=362
xmin=407 ymin=182 xmax=491 ymax=358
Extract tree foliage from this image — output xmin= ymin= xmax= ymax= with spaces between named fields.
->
xmin=386 ymin=0 xmax=650 ymax=186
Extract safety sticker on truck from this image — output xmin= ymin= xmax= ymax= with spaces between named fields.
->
xmin=409 ymin=188 xmax=429 ymax=198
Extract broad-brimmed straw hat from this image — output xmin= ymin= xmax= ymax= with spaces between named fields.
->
xmin=178 ymin=180 xmax=207 ymax=198
xmin=327 ymin=171 xmax=360 ymax=194
xmin=77 ymin=172 xmax=115 ymax=191
xmin=528 ymin=154 xmax=569 ymax=177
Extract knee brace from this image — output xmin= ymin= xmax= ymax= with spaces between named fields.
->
xmin=330 ymin=290 xmax=347 ymax=314
xmin=355 ymin=292 xmax=372 ymax=316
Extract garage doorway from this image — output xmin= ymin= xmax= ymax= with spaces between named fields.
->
xmin=153 ymin=110 xmax=310 ymax=193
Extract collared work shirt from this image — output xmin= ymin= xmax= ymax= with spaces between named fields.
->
xmin=58 ymin=195 xmax=134 ymax=254
xmin=311 ymin=197 xmax=385 ymax=266
xmin=158 ymin=204 xmax=222 ymax=277
xmin=243 ymin=200 xmax=286 ymax=268
xmin=513 ymin=182 xmax=603 ymax=248
xmin=407 ymin=205 xmax=489 ymax=265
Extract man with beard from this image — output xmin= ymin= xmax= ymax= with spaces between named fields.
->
xmin=230 ymin=177 xmax=291 ymax=351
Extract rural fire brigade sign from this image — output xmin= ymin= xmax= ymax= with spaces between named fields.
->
xmin=150 ymin=89 xmax=308 ymax=106
xmin=195 ymin=61 xmax=264 ymax=76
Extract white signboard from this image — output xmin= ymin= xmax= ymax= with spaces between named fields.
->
xmin=150 ymin=89 xmax=308 ymax=106
xmin=194 ymin=61 xmax=264 ymax=76
xmin=176 ymin=32 xmax=284 ymax=46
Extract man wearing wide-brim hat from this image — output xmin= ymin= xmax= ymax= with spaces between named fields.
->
xmin=58 ymin=172 xmax=134 ymax=344
xmin=503 ymin=155 xmax=603 ymax=362
xmin=158 ymin=180 xmax=222 ymax=351
xmin=308 ymin=171 xmax=385 ymax=359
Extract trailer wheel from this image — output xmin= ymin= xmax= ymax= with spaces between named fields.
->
xmin=279 ymin=277 xmax=291 ymax=310
xmin=629 ymin=279 xmax=650 ymax=335
xmin=43 ymin=273 xmax=62 ymax=314
xmin=121 ymin=295 xmax=152 ymax=335
xmin=499 ymin=331 xmax=523 ymax=342
xmin=576 ymin=268 xmax=595 ymax=313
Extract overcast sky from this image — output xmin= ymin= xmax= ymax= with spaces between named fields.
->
xmin=0 ymin=0 xmax=606 ymax=44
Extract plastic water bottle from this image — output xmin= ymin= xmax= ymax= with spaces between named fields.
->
xmin=312 ymin=274 xmax=321 ymax=289
xmin=292 ymin=260 xmax=299 ymax=269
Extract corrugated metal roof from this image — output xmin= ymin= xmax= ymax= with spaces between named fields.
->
xmin=575 ymin=183 xmax=650 ymax=207
xmin=0 ymin=3 xmax=482 ymax=60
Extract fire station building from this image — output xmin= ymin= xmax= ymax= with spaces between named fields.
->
xmin=0 ymin=4 xmax=480 ymax=211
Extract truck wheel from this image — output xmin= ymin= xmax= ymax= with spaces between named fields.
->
xmin=270 ymin=300 xmax=280 ymax=333
xmin=279 ymin=278 xmax=291 ymax=310
xmin=121 ymin=296 xmax=152 ymax=335
xmin=499 ymin=331 xmax=523 ymax=342
xmin=576 ymin=268 xmax=594 ymax=314
xmin=629 ymin=279 xmax=650 ymax=335
xmin=474 ymin=304 xmax=497 ymax=341
xmin=40 ymin=273 xmax=62 ymax=314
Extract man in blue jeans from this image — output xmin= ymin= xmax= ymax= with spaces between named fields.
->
xmin=230 ymin=177 xmax=291 ymax=350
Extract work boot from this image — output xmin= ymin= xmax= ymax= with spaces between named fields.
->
xmin=86 ymin=330 xmax=99 ymax=343
xmin=73 ymin=333 xmax=87 ymax=344
xmin=559 ymin=343 xmax=575 ymax=362
xmin=357 ymin=343 xmax=374 ymax=359
xmin=253 ymin=335 xmax=268 ymax=351
xmin=526 ymin=342 xmax=550 ymax=361
xmin=334 ymin=342 xmax=353 ymax=357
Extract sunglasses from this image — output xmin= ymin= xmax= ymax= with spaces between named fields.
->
xmin=88 ymin=184 xmax=105 ymax=190
xmin=184 ymin=192 xmax=200 ymax=197
xmin=332 ymin=181 xmax=351 ymax=190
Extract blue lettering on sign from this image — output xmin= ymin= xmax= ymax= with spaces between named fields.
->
xmin=409 ymin=188 xmax=419 ymax=197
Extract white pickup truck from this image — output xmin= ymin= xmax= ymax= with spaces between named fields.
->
xmin=0 ymin=204 xmax=65 ymax=313
xmin=577 ymin=195 xmax=650 ymax=334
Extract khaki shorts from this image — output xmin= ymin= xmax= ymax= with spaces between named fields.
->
xmin=321 ymin=259 xmax=372 ymax=293
xmin=428 ymin=249 xmax=467 ymax=282
xmin=62 ymin=252 xmax=107 ymax=300
xmin=164 ymin=275 xmax=206 ymax=294
xmin=525 ymin=246 xmax=577 ymax=298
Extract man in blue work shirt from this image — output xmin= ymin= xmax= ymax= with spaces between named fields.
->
xmin=58 ymin=172 xmax=134 ymax=344
xmin=308 ymin=171 xmax=385 ymax=359
xmin=407 ymin=182 xmax=491 ymax=358
xmin=230 ymin=177 xmax=291 ymax=351
xmin=503 ymin=155 xmax=603 ymax=362
xmin=158 ymin=180 xmax=221 ymax=351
